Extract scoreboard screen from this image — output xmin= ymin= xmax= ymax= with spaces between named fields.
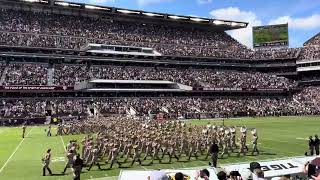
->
xmin=253 ymin=24 xmax=288 ymax=48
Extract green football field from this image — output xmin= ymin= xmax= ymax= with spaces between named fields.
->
xmin=0 ymin=116 xmax=319 ymax=180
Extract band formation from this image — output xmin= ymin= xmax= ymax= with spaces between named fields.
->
xmin=37 ymin=117 xmax=259 ymax=175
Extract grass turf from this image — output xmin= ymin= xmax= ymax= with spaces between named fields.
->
xmin=0 ymin=116 xmax=319 ymax=180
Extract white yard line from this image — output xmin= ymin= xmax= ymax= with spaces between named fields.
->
xmin=296 ymin=137 xmax=308 ymax=140
xmin=59 ymin=135 xmax=66 ymax=152
xmin=0 ymin=127 xmax=33 ymax=174
xmin=263 ymin=138 xmax=290 ymax=143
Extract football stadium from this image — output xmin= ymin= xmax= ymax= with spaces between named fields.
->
xmin=0 ymin=0 xmax=319 ymax=180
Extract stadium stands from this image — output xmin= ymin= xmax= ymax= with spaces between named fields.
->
xmin=0 ymin=1 xmax=318 ymax=121
xmin=0 ymin=62 xmax=295 ymax=89
xmin=0 ymin=9 xmax=298 ymax=60
xmin=299 ymin=33 xmax=320 ymax=61
xmin=53 ymin=64 xmax=90 ymax=86
xmin=299 ymin=46 xmax=320 ymax=60
xmin=2 ymin=1 xmax=320 ymax=180
xmin=304 ymin=32 xmax=320 ymax=47
xmin=1 ymin=91 xmax=320 ymax=119
xmin=4 ymin=63 xmax=48 ymax=85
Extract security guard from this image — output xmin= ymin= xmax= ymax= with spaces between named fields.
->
xmin=315 ymin=135 xmax=320 ymax=155
xmin=309 ymin=136 xmax=315 ymax=156
xmin=209 ymin=141 xmax=219 ymax=167
xmin=73 ymin=154 xmax=83 ymax=180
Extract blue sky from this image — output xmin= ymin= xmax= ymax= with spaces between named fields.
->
xmin=66 ymin=0 xmax=320 ymax=48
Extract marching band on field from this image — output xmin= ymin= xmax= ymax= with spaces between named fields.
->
xmin=40 ymin=116 xmax=259 ymax=177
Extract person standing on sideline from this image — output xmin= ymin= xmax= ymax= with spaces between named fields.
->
xmin=72 ymin=154 xmax=83 ymax=180
xmin=47 ymin=125 xmax=52 ymax=137
xmin=42 ymin=149 xmax=52 ymax=176
xmin=315 ymin=135 xmax=320 ymax=155
xmin=209 ymin=141 xmax=219 ymax=167
xmin=309 ymin=136 xmax=315 ymax=156
xmin=22 ymin=124 xmax=26 ymax=138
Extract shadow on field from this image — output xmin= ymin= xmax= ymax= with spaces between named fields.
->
xmin=253 ymin=149 xmax=277 ymax=156
xmin=260 ymin=152 xmax=277 ymax=155
xmin=50 ymin=173 xmax=65 ymax=176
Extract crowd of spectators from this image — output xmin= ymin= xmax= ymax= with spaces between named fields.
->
xmin=0 ymin=99 xmax=46 ymax=118
xmin=0 ymin=62 xmax=5 ymax=79
xmin=53 ymin=64 xmax=90 ymax=86
xmin=0 ymin=9 xmax=298 ymax=60
xmin=304 ymin=33 xmax=320 ymax=47
xmin=54 ymin=64 xmax=297 ymax=88
xmin=299 ymin=33 xmax=320 ymax=61
xmin=1 ymin=86 xmax=320 ymax=119
xmin=299 ymin=46 xmax=320 ymax=61
xmin=4 ymin=63 xmax=48 ymax=85
xmin=0 ymin=62 xmax=296 ymax=88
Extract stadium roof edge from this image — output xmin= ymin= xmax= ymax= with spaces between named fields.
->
xmin=0 ymin=0 xmax=248 ymax=31
xmin=303 ymin=31 xmax=320 ymax=46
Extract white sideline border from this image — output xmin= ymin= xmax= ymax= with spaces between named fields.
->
xmin=0 ymin=127 xmax=33 ymax=174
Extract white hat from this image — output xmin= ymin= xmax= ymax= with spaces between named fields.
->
xmin=240 ymin=127 xmax=247 ymax=133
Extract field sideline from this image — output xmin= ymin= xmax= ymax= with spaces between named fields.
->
xmin=0 ymin=116 xmax=319 ymax=180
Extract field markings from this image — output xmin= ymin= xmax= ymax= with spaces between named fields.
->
xmin=59 ymin=135 xmax=66 ymax=152
xmin=52 ymin=157 xmax=65 ymax=162
xmin=296 ymin=137 xmax=308 ymax=140
xmin=0 ymin=127 xmax=33 ymax=174
xmin=263 ymin=138 xmax=290 ymax=143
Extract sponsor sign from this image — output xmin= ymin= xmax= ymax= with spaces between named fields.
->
xmin=223 ymin=156 xmax=318 ymax=178
xmin=0 ymin=85 xmax=72 ymax=91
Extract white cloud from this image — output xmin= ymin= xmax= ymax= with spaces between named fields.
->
xmin=210 ymin=7 xmax=262 ymax=48
xmin=268 ymin=14 xmax=320 ymax=29
xmin=137 ymin=0 xmax=174 ymax=6
xmin=89 ymin=0 xmax=115 ymax=4
xmin=197 ymin=0 xmax=212 ymax=4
